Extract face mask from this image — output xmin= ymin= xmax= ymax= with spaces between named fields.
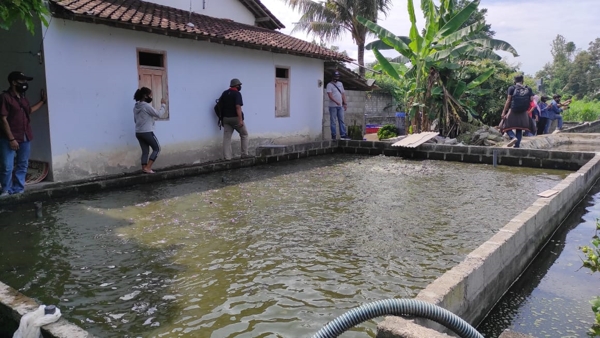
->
xmin=15 ymin=82 xmax=28 ymax=93
xmin=237 ymin=86 xmax=242 ymax=92
xmin=144 ymin=97 xmax=153 ymax=103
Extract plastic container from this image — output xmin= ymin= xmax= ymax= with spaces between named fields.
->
xmin=365 ymin=124 xmax=382 ymax=134
xmin=395 ymin=112 xmax=406 ymax=135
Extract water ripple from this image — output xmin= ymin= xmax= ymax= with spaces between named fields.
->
xmin=0 ymin=155 xmax=567 ymax=337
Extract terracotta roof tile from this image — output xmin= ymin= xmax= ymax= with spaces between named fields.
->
xmin=49 ymin=0 xmax=350 ymax=62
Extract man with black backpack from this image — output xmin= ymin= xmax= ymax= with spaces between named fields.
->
xmin=500 ymin=75 xmax=533 ymax=148
xmin=217 ymin=78 xmax=249 ymax=160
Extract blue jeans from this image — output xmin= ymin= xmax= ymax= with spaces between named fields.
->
xmin=329 ymin=106 xmax=347 ymax=139
xmin=0 ymin=139 xmax=31 ymax=194
xmin=506 ymin=130 xmax=523 ymax=148
xmin=546 ymin=113 xmax=563 ymax=133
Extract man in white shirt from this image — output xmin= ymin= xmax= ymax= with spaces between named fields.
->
xmin=326 ymin=71 xmax=349 ymax=140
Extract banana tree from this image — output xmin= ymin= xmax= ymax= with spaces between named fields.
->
xmin=358 ymin=0 xmax=518 ymax=134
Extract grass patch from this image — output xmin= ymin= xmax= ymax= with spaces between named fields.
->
xmin=562 ymin=99 xmax=600 ymax=122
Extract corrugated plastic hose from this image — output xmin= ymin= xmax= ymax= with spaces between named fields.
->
xmin=311 ymin=299 xmax=484 ymax=338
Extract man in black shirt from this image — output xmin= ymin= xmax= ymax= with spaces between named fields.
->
xmin=219 ymin=78 xmax=249 ymax=160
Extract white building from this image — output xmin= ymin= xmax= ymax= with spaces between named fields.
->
xmin=0 ymin=0 xmax=349 ymax=182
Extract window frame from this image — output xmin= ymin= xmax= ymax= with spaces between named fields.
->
xmin=275 ymin=66 xmax=291 ymax=118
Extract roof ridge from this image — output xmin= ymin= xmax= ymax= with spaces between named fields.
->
xmin=237 ymin=0 xmax=285 ymax=30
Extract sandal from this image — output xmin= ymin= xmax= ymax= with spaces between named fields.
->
xmin=143 ymin=169 xmax=155 ymax=174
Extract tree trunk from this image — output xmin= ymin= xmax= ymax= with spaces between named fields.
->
xmin=357 ymin=42 xmax=365 ymax=78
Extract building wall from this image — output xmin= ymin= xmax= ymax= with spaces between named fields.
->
xmin=42 ymin=19 xmax=324 ymax=181
xmin=322 ymin=89 xmax=365 ymax=139
xmin=0 ymin=20 xmax=53 ymax=179
xmin=366 ymin=91 xmax=394 ymax=116
xmin=147 ymin=0 xmax=256 ymax=26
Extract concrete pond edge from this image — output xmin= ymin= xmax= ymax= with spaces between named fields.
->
xmin=1 ymin=139 xmax=599 ymax=337
xmin=0 ymin=281 xmax=95 ymax=337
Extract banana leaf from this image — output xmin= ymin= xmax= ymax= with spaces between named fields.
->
xmin=434 ymin=0 xmax=479 ymax=41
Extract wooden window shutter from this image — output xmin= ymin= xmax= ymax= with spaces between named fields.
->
xmin=139 ymin=68 xmax=169 ymax=119
xmin=275 ymin=78 xmax=290 ymax=118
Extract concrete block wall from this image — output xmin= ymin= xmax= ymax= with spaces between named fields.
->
xmin=365 ymin=91 xmax=395 ymax=118
xmin=335 ymin=140 xmax=593 ymax=170
xmin=323 ymin=89 xmax=366 ymax=139
xmin=256 ymin=141 xmax=338 ymax=161
xmin=365 ymin=91 xmax=397 ymax=127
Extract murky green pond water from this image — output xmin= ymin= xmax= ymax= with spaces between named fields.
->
xmin=0 ymin=155 xmax=568 ymax=337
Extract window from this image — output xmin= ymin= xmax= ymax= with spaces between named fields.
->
xmin=137 ymin=49 xmax=169 ymax=120
xmin=275 ymin=67 xmax=290 ymax=118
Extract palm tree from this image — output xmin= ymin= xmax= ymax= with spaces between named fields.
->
xmin=283 ymin=0 xmax=393 ymax=77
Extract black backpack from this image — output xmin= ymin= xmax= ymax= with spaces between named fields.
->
xmin=511 ymin=84 xmax=531 ymax=112
xmin=213 ymin=98 xmax=223 ymax=130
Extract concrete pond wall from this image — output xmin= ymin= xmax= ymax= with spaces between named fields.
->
xmin=563 ymin=120 xmax=600 ymax=133
xmin=0 ymin=281 xmax=93 ymax=338
xmin=2 ymin=139 xmax=599 ymax=337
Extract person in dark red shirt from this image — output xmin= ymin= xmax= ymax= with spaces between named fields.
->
xmin=0 ymin=71 xmax=47 ymax=196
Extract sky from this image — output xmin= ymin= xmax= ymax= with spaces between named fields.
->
xmin=260 ymin=0 xmax=599 ymax=76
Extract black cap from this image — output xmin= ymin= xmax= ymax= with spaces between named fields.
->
xmin=333 ymin=71 xmax=341 ymax=78
xmin=8 ymin=71 xmax=33 ymax=83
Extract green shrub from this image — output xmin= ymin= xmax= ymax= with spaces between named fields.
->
xmin=562 ymin=99 xmax=600 ymax=122
xmin=377 ymin=124 xmax=398 ymax=140
xmin=347 ymin=124 xmax=363 ymax=140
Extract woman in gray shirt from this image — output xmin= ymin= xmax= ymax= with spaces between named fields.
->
xmin=133 ymin=87 xmax=167 ymax=173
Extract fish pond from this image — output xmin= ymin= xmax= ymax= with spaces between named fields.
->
xmin=0 ymin=154 xmax=569 ymax=337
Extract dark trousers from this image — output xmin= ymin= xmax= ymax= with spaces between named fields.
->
xmin=135 ymin=132 xmax=160 ymax=165
xmin=537 ymin=118 xmax=549 ymax=135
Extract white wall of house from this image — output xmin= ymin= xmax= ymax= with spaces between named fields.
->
xmin=42 ymin=19 xmax=324 ymax=181
xmin=147 ymin=0 xmax=256 ymax=26
xmin=0 ymin=20 xmax=54 ymax=179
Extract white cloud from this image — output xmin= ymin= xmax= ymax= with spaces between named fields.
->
xmin=261 ymin=0 xmax=599 ymax=75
